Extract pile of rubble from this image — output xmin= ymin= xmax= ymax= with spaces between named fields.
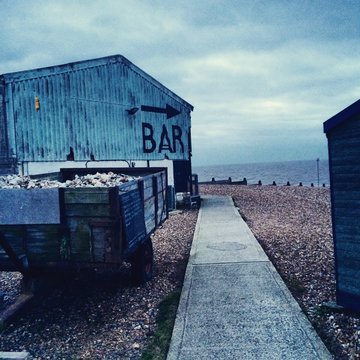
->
xmin=0 ymin=172 xmax=135 ymax=189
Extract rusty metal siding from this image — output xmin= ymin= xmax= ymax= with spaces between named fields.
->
xmin=2 ymin=55 xmax=193 ymax=164
xmin=0 ymin=77 xmax=16 ymax=174
xmin=0 ymin=78 xmax=7 ymax=158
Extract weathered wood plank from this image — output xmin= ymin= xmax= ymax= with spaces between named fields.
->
xmin=333 ymin=191 xmax=360 ymax=200
xmin=145 ymin=217 xmax=156 ymax=234
xmin=335 ymin=223 xmax=360 ymax=236
xmin=338 ymin=266 xmax=360 ymax=279
xmin=90 ymin=224 xmax=120 ymax=263
xmin=334 ymin=206 xmax=360 ymax=217
xmin=0 ymin=227 xmax=24 ymax=256
xmin=144 ymin=196 xmax=155 ymax=215
xmin=331 ymin=163 xmax=360 ymax=174
xmin=335 ymin=231 xmax=359 ymax=241
xmin=157 ymin=194 xmax=166 ymax=223
xmin=157 ymin=174 xmax=165 ymax=189
xmin=334 ymin=218 xmax=360 ymax=233
xmin=336 ymin=240 xmax=360 ymax=252
xmin=329 ymin=152 xmax=360 ymax=165
xmin=144 ymin=196 xmax=156 ymax=233
xmin=64 ymin=188 xmax=111 ymax=204
xmin=118 ymin=181 xmax=138 ymax=192
xmin=331 ymin=181 xmax=360 ymax=191
xmin=65 ymin=203 xmax=112 ymax=217
xmin=336 ymin=250 xmax=360 ymax=264
xmin=330 ymin=137 xmax=360 ymax=151
xmin=66 ymin=218 xmax=92 ymax=262
xmin=118 ymin=189 xmax=146 ymax=252
xmin=338 ymin=276 xmax=360 ymax=296
xmin=26 ymin=226 xmax=62 ymax=262
xmin=334 ymin=215 xmax=360 ymax=226
xmin=143 ymin=186 xmax=154 ymax=201
xmin=332 ymin=173 xmax=360 ymax=183
xmin=333 ymin=198 xmax=360 ymax=209
xmin=143 ymin=177 xmax=153 ymax=189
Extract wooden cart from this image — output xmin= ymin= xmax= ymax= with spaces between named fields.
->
xmin=0 ymin=167 xmax=168 ymax=284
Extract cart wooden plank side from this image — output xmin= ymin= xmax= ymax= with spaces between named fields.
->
xmin=0 ymin=167 xmax=168 ymax=284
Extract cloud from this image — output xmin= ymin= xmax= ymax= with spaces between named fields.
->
xmin=1 ymin=0 xmax=359 ymax=166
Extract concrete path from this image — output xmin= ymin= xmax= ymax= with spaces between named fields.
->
xmin=167 ymin=195 xmax=332 ymax=360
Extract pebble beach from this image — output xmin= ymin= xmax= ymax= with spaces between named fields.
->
xmin=201 ymin=184 xmax=360 ymax=359
xmin=1 ymin=184 xmax=360 ymax=359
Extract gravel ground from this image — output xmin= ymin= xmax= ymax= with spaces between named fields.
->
xmin=0 ymin=209 xmax=198 ymax=359
xmin=2 ymin=184 xmax=360 ymax=359
xmin=200 ymin=184 xmax=360 ymax=360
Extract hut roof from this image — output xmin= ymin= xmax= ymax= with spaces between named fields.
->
xmin=324 ymin=99 xmax=360 ymax=134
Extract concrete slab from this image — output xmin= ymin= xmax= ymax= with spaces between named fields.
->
xmin=0 ymin=352 xmax=30 ymax=360
xmin=167 ymin=195 xmax=333 ymax=360
xmin=191 ymin=196 xmax=268 ymax=264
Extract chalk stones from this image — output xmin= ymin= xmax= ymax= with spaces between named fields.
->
xmin=0 ymin=172 xmax=135 ymax=189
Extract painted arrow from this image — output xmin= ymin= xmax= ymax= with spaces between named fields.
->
xmin=140 ymin=104 xmax=181 ymax=119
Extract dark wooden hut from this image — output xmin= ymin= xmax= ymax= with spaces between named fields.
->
xmin=324 ymin=99 xmax=360 ymax=311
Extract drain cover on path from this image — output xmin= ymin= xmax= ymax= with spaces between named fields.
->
xmin=207 ymin=242 xmax=247 ymax=251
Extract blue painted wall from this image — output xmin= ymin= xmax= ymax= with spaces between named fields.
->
xmin=0 ymin=55 xmax=193 ymax=172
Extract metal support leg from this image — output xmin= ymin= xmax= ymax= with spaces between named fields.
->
xmin=0 ymin=231 xmax=29 ymax=275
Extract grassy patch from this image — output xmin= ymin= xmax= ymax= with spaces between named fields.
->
xmin=141 ymin=289 xmax=181 ymax=360
xmin=286 ymin=276 xmax=306 ymax=296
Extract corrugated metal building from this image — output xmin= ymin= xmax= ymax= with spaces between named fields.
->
xmin=323 ymin=99 xmax=360 ymax=311
xmin=0 ymin=55 xmax=193 ymax=191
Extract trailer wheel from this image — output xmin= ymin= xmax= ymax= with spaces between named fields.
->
xmin=131 ymin=238 xmax=154 ymax=285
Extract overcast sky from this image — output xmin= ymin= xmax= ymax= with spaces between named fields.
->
xmin=1 ymin=0 xmax=360 ymax=166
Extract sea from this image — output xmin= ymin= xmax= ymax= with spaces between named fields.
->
xmin=192 ymin=159 xmax=330 ymax=187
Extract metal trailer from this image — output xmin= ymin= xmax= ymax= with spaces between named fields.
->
xmin=0 ymin=167 xmax=168 ymax=285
